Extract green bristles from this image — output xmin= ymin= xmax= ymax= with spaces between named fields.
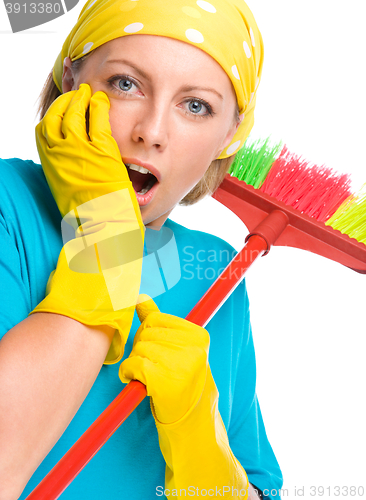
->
xmin=326 ymin=186 xmax=366 ymax=244
xmin=229 ymin=137 xmax=283 ymax=189
xmin=228 ymin=137 xmax=366 ymax=247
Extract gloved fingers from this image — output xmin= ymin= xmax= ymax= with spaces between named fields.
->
xmin=139 ymin=308 xmax=205 ymax=335
xmin=132 ymin=324 xmax=170 ymax=349
xmin=129 ymin=335 xmax=185 ymax=364
xmin=119 ymin=355 xmax=156 ymax=387
xmin=88 ymin=91 xmax=113 ymax=143
xmin=134 ymin=315 xmax=211 ymax=353
xmin=136 ymin=294 xmax=160 ymax=323
xmin=131 ymin=328 xmax=210 ymax=379
xmin=88 ymin=90 xmax=131 ymax=182
xmin=36 ymin=90 xmax=76 ymax=147
xmin=132 ymin=322 xmax=204 ymax=351
xmin=61 ymin=83 xmax=91 ymax=142
xmin=121 ymin=336 xmax=210 ymax=423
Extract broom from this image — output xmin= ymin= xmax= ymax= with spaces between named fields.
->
xmin=26 ymin=139 xmax=366 ymax=499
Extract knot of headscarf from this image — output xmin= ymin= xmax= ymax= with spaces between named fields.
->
xmin=53 ymin=0 xmax=264 ymax=159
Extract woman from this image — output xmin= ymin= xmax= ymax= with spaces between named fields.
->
xmin=0 ymin=0 xmax=282 ymax=498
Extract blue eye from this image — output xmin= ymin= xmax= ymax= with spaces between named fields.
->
xmin=189 ymin=100 xmax=203 ymax=114
xmin=185 ymin=98 xmax=213 ymax=118
xmin=118 ymin=78 xmax=134 ymax=92
xmin=107 ymin=75 xmax=140 ymax=96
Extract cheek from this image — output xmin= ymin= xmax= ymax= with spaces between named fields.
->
xmin=107 ymin=103 xmax=132 ymax=146
xmin=170 ymin=154 xmax=210 ymax=196
xmin=178 ymin=129 xmax=221 ymax=168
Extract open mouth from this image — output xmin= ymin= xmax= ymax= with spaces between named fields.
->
xmin=125 ymin=163 xmax=158 ymax=195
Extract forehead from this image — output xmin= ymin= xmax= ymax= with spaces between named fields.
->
xmin=90 ymin=35 xmax=233 ymax=88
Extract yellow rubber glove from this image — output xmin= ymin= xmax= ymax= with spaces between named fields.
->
xmin=120 ymin=295 xmax=249 ymax=498
xmin=31 ymin=84 xmax=144 ymax=364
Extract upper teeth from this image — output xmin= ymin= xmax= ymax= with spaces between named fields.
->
xmin=126 ymin=163 xmax=152 ymax=175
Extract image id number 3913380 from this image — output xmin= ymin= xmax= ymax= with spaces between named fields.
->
xmin=5 ymin=2 xmax=61 ymax=13
xmin=309 ymin=485 xmax=364 ymax=496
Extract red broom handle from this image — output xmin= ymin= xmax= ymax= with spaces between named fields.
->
xmin=26 ymin=210 xmax=288 ymax=500
xmin=186 ymin=234 xmax=267 ymax=325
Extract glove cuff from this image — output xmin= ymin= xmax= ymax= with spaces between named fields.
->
xmin=153 ymin=368 xmax=249 ymax=498
xmin=30 ymin=238 xmax=142 ymax=364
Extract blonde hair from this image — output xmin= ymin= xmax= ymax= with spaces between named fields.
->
xmin=37 ymin=56 xmax=237 ymax=206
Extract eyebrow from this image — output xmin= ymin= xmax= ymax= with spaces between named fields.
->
xmin=104 ymin=59 xmax=224 ymax=100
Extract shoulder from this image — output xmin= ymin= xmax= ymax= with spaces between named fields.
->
xmin=0 ymin=158 xmax=62 ymax=305
xmin=0 ymin=157 xmax=60 ymax=225
xmin=0 ymin=157 xmax=48 ymax=201
xmin=0 ymin=158 xmax=48 ymax=223
xmin=0 ymin=157 xmax=43 ymax=181
xmin=0 ymin=159 xmax=63 ymax=329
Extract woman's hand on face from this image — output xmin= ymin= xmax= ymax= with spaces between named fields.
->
xmin=34 ymin=83 xmax=145 ymax=363
xmin=119 ymin=295 xmax=211 ymax=425
xmin=35 ymin=83 xmax=133 ymax=219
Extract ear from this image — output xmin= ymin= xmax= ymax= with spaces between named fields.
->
xmin=62 ymin=57 xmax=75 ymax=93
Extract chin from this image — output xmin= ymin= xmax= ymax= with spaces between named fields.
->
xmin=139 ymin=206 xmax=157 ymax=227
xmin=143 ymin=207 xmax=173 ymax=229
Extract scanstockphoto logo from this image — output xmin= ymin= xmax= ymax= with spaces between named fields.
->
xmin=4 ymin=0 xmax=79 ymax=32
xmin=61 ymin=191 xmax=182 ymax=310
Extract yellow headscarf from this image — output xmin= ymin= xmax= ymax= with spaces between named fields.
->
xmin=53 ymin=0 xmax=264 ymax=159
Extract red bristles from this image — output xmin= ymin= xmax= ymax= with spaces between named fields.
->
xmin=260 ymin=146 xmax=352 ymax=222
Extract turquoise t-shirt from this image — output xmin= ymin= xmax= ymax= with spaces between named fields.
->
xmin=0 ymin=158 xmax=283 ymax=499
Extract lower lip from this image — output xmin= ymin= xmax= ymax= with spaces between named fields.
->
xmin=134 ymin=180 xmax=159 ymax=206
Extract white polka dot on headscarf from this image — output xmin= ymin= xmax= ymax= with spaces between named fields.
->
xmin=196 ymin=0 xmax=216 ymax=13
xmin=124 ymin=22 xmax=144 ymax=33
xmin=243 ymin=41 xmax=251 ymax=58
xmin=185 ymin=28 xmax=205 ymax=43
xmin=232 ymin=65 xmax=240 ymax=80
xmin=82 ymin=42 xmax=94 ymax=54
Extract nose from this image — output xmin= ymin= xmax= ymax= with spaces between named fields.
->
xmin=131 ymin=101 xmax=169 ymax=151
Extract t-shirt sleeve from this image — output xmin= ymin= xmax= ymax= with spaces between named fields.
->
xmin=227 ymin=283 xmax=283 ymax=499
xmin=0 ymin=210 xmax=31 ymax=340
xmin=0 ymin=157 xmax=63 ymax=341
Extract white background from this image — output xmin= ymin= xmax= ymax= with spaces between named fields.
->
xmin=0 ymin=1 xmax=365 ymax=498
